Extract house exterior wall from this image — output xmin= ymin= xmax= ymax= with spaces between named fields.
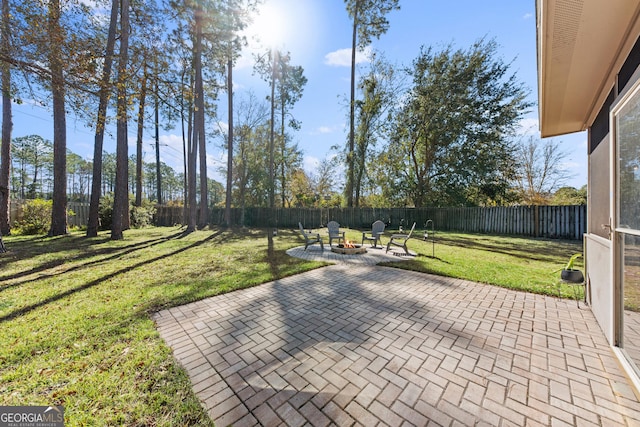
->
xmin=586 ymin=133 xmax=614 ymax=344
xmin=584 ymin=33 xmax=640 ymax=391
xmin=538 ymin=0 xmax=640 ymax=394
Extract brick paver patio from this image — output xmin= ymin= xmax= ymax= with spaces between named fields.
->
xmin=153 ymin=246 xmax=640 ymax=426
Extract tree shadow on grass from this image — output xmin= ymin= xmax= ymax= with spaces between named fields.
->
xmin=0 ymin=230 xmax=222 ymax=323
xmin=427 ymin=234 xmax=581 ymax=263
xmin=0 ymin=230 xmax=186 ymax=291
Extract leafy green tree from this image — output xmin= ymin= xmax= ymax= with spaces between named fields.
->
xmin=180 ymin=0 xmax=257 ymax=230
xmin=207 ymin=178 xmax=224 ymax=207
xmin=344 ymin=0 xmax=400 ymax=207
xmin=352 ymin=52 xmax=399 ymax=206
xmin=311 ymin=157 xmax=339 ymax=207
xmin=11 ymin=135 xmax=53 ymax=199
xmin=551 ymin=186 xmax=587 ymax=205
xmin=383 ymin=39 xmax=531 ymax=207
xmin=253 ymin=48 xmax=279 ymax=212
xmin=12 ymin=0 xmax=100 ymax=233
xmin=67 ymin=151 xmax=91 ymax=202
xmin=6 ymin=0 xmax=102 ymax=231
xmin=144 ymin=161 xmax=185 ymax=203
xmin=10 ymin=136 xmax=30 ymax=199
xmin=225 ymin=92 xmax=267 ymax=222
xmin=215 ymin=4 xmax=257 ymax=226
xmin=275 ymin=140 xmax=303 ymax=207
xmin=274 ymin=52 xmax=306 ymax=207
xmin=254 ymin=49 xmax=306 ymax=214
xmin=235 ymin=123 xmax=270 ymax=208
xmin=101 ymin=151 xmax=117 ymax=194
xmin=289 ymin=168 xmax=315 ymax=207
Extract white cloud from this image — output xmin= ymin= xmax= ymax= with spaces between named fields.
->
xmin=152 ymin=134 xmax=186 ymax=172
xmin=215 ymin=121 xmax=229 ymax=135
xmin=160 ymin=133 xmax=183 ymax=146
xmin=516 ymin=117 xmax=540 ymax=136
xmin=310 ymin=123 xmax=348 ymax=136
xmin=523 ymin=13 xmax=533 ymax=20
xmin=324 ymin=46 xmax=372 ymax=67
xmin=304 ymin=155 xmax=320 ymax=173
xmin=207 ymin=152 xmax=227 ymax=184
xmin=234 ymin=53 xmax=255 ymax=71
xmin=560 ymin=160 xmax=579 ymax=171
xmin=317 ymin=126 xmax=333 ymax=134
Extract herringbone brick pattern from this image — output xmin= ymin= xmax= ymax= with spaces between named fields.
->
xmin=153 ymin=262 xmax=640 ymax=426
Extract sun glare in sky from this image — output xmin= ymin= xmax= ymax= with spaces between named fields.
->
xmin=244 ymin=0 xmax=324 ymax=63
xmin=247 ymin=2 xmax=289 ymax=49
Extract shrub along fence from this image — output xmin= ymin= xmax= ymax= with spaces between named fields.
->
xmin=10 ymin=200 xmax=89 ymax=228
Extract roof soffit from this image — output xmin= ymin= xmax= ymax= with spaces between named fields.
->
xmin=538 ymin=0 xmax=640 ymax=137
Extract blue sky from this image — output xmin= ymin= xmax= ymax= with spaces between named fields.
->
xmin=11 ymin=0 xmax=588 ymax=189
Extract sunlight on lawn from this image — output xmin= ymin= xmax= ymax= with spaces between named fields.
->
xmin=0 ymin=227 xmax=582 ymax=424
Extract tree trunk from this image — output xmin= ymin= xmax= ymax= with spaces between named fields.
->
xmin=155 ymin=76 xmax=161 ymax=204
xmin=225 ymin=58 xmax=233 ymax=227
xmin=269 ymin=51 xmax=276 ymax=212
xmin=180 ymin=69 xmax=188 ymax=225
xmin=48 ymin=0 xmax=67 ymax=236
xmin=19 ymin=157 xmax=24 ymax=199
xmin=280 ymin=94 xmax=286 ymax=208
xmin=197 ymin=106 xmax=206 ymax=228
xmin=31 ymin=151 xmax=39 ymax=198
xmin=346 ymin=4 xmax=359 ymax=208
xmin=111 ymin=0 xmax=129 ymax=240
xmin=0 ymin=0 xmax=12 ymax=235
xmin=354 ymin=165 xmax=363 ymax=208
xmin=87 ymin=0 xmax=118 ymax=237
xmin=187 ymin=7 xmax=202 ymax=233
xmin=135 ymin=61 xmax=147 ymax=207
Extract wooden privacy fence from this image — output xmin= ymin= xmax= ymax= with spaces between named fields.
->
xmin=154 ymin=205 xmax=586 ymax=240
xmin=9 ymin=201 xmax=586 ymax=240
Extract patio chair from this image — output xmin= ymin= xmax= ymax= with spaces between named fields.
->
xmin=386 ymin=222 xmax=416 ymax=255
xmin=362 ymin=220 xmax=385 ymax=248
xmin=298 ymin=222 xmax=324 ymax=251
xmin=327 ymin=221 xmax=345 ymax=247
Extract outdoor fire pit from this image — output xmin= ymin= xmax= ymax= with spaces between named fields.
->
xmin=331 ymin=242 xmax=367 ymax=255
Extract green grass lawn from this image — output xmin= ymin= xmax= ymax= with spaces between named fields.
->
xmin=374 ymin=231 xmax=584 ymax=297
xmin=0 ymin=226 xmax=582 ymax=425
